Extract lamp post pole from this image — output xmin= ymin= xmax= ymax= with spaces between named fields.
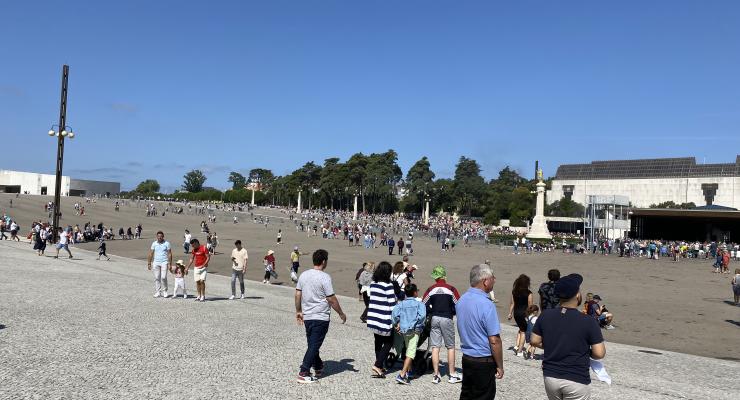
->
xmin=52 ymin=65 xmax=70 ymax=243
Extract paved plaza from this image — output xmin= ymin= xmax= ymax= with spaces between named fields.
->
xmin=1 ymin=240 xmax=738 ymax=399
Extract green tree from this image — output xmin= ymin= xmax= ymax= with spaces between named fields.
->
xmin=227 ymin=172 xmax=247 ymax=190
xmin=453 ymin=156 xmax=487 ymax=216
xmin=182 ymin=169 xmax=207 ymax=192
xmin=346 ymin=153 xmax=368 ymax=212
xmin=135 ymin=179 xmax=160 ymax=194
xmin=486 ymin=166 xmax=529 ymax=223
xmin=405 ymin=156 xmax=435 ymax=213
xmin=546 ymin=198 xmax=586 ymax=217
xmin=508 ymin=186 xmax=534 ymax=226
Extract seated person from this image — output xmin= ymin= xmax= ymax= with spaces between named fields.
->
xmin=588 ymin=295 xmax=614 ymax=329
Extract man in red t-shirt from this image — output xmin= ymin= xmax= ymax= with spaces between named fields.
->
xmin=186 ymin=238 xmax=210 ymax=301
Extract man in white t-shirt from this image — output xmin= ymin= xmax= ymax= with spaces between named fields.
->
xmin=148 ymin=231 xmax=172 ymax=298
xmin=54 ymin=227 xmax=73 ymax=259
xmin=230 ymin=240 xmax=248 ymax=299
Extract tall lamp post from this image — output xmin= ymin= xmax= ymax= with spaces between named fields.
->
xmin=48 ymin=65 xmax=74 ymax=242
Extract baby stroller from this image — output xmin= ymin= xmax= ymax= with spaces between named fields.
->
xmin=385 ymin=316 xmax=433 ymax=377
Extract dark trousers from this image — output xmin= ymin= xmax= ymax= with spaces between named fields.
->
xmin=373 ymin=333 xmax=394 ymax=369
xmin=300 ymin=320 xmax=329 ymax=374
xmin=460 ymin=355 xmax=497 ymax=400
xmin=388 ymin=246 xmax=394 ymax=255
xmin=360 ymin=292 xmax=370 ymax=322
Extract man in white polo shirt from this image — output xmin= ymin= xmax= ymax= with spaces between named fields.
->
xmin=147 ymin=231 xmax=172 ymax=298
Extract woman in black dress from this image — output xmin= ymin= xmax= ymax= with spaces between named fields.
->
xmin=507 ymin=274 xmax=533 ymax=357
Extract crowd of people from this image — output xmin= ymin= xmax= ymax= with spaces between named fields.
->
xmin=293 ymin=251 xmax=608 ymax=400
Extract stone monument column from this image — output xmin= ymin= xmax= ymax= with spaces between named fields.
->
xmin=250 ymin=186 xmax=255 ymax=206
xmin=424 ymin=199 xmax=430 ymax=225
xmin=353 ymin=195 xmax=358 ymax=221
xmin=527 ymin=168 xmax=552 ymax=239
xmin=297 ymin=190 xmax=302 ymax=214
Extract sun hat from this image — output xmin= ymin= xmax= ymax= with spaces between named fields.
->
xmin=267 ymin=250 xmax=274 ymax=255
xmin=430 ymin=265 xmax=447 ymax=280
xmin=175 ymin=260 xmax=185 ymax=266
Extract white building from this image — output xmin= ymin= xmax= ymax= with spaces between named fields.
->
xmin=549 ymin=157 xmax=740 ymax=209
xmin=0 ymin=170 xmax=120 ymax=197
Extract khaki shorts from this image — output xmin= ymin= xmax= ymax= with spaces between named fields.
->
xmin=193 ymin=267 xmax=207 ymax=282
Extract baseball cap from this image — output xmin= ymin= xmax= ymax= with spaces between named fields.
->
xmin=593 ymin=295 xmax=602 ymax=301
xmin=554 ymin=273 xmax=583 ymax=299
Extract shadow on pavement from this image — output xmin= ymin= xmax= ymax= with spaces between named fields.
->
xmin=320 ymin=358 xmax=359 ymax=378
xmin=0 ymin=324 xmax=6 ymax=330
xmin=725 ymin=319 xmax=739 ymax=327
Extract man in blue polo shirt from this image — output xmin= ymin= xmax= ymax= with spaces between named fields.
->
xmin=530 ymin=274 xmax=606 ymax=400
xmin=456 ymin=263 xmax=503 ymax=399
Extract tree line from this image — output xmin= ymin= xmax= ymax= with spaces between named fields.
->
xmin=125 ymin=152 xmax=584 ymax=226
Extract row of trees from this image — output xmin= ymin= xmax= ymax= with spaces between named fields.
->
xmin=128 ymin=153 xmax=588 ymax=226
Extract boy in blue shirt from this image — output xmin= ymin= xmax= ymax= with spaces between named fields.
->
xmin=391 ymin=284 xmax=426 ymax=385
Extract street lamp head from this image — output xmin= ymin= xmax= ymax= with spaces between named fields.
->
xmin=48 ymin=130 xmax=56 ymax=136
xmin=68 ymin=131 xmax=74 ymax=138
xmin=61 ymin=130 xmax=68 ymax=137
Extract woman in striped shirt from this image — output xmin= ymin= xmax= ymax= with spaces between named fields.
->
xmin=367 ymin=261 xmax=397 ymax=378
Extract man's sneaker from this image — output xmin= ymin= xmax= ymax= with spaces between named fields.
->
xmin=161 ymin=293 xmax=169 ymax=298
xmin=297 ymin=374 xmax=317 ymax=384
xmin=229 ymin=295 xmax=235 ymax=300
xmin=182 ymin=294 xmax=187 ymax=299
xmin=523 ymin=351 xmax=530 ymax=360
xmin=395 ymin=374 xmax=410 ymax=385
xmin=431 ymin=375 xmax=441 ymax=384
xmin=313 ymin=368 xmax=323 ymax=377
xmin=153 ymin=293 xmax=160 ymax=298
xmin=448 ymin=374 xmax=462 ymax=384
xmin=605 ymin=324 xmax=615 ymax=330
xmin=240 ymin=294 xmax=245 ymax=299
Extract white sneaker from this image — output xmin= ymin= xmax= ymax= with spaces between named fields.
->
xmin=162 ymin=292 xmax=169 ymax=298
xmin=448 ymin=374 xmax=462 ymax=384
xmin=182 ymin=293 xmax=187 ymax=299
xmin=229 ymin=295 xmax=235 ymax=300
xmin=240 ymin=294 xmax=245 ymax=299
xmin=153 ymin=292 xmax=161 ymax=298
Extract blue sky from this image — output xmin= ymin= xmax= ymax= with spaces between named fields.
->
xmin=1 ymin=1 xmax=739 ymax=192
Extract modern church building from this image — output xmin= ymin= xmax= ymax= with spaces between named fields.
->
xmin=549 ymin=156 xmax=740 ymax=241
xmin=549 ymin=156 xmax=740 ymax=209
xmin=0 ymin=170 xmax=120 ymax=197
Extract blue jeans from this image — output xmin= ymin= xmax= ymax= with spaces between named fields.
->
xmin=300 ymin=320 xmax=329 ymax=374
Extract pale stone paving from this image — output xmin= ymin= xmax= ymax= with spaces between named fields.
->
xmin=0 ymin=241 xmax=737 ymax=399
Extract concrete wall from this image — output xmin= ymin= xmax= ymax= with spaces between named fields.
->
xmin=69 ymin=179 xmax=120 ymax=196
xmin=549 ymin=177 xmax=740 ymax=208
xmin=0 ymin=170 xmax=70 ymax=195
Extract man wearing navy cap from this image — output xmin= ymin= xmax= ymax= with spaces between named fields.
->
xmin=530 ymin=274 xmax=606 ymax=400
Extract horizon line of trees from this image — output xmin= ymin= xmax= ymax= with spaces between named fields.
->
xmin=123 ymin=152 xmax=584 ymax=226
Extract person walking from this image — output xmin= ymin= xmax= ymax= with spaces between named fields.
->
xmin=358 ymin=262 xmax=375 ymax=323
xmin=295 ymin=249 xmax=347 ymax=383
xmin=230 ymin=240 xmax=248 ymax=299
xmin=538 ymin=269 xmax=561 ymax=311
xmin=186 ymin=238 xmax=210 ymax=302
xmin=530 ymin=274 xmax=606 ymax=400
xmin=366 ymin=261 xmax=397 ymax=378
xmin=422 ymin=265 xmax=462 ymax=384
xmin=54 ymin=227 xmax=73 ymax=259
xmin=147 ymin=231 xmax=172 ymax=298
xmin=387 ymin=237 xmax=395 ymax=256
xmin=456 ymin=263 xmax=503 ymax=399
xmin=507 ymin=274 xmax=533 ymax=357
